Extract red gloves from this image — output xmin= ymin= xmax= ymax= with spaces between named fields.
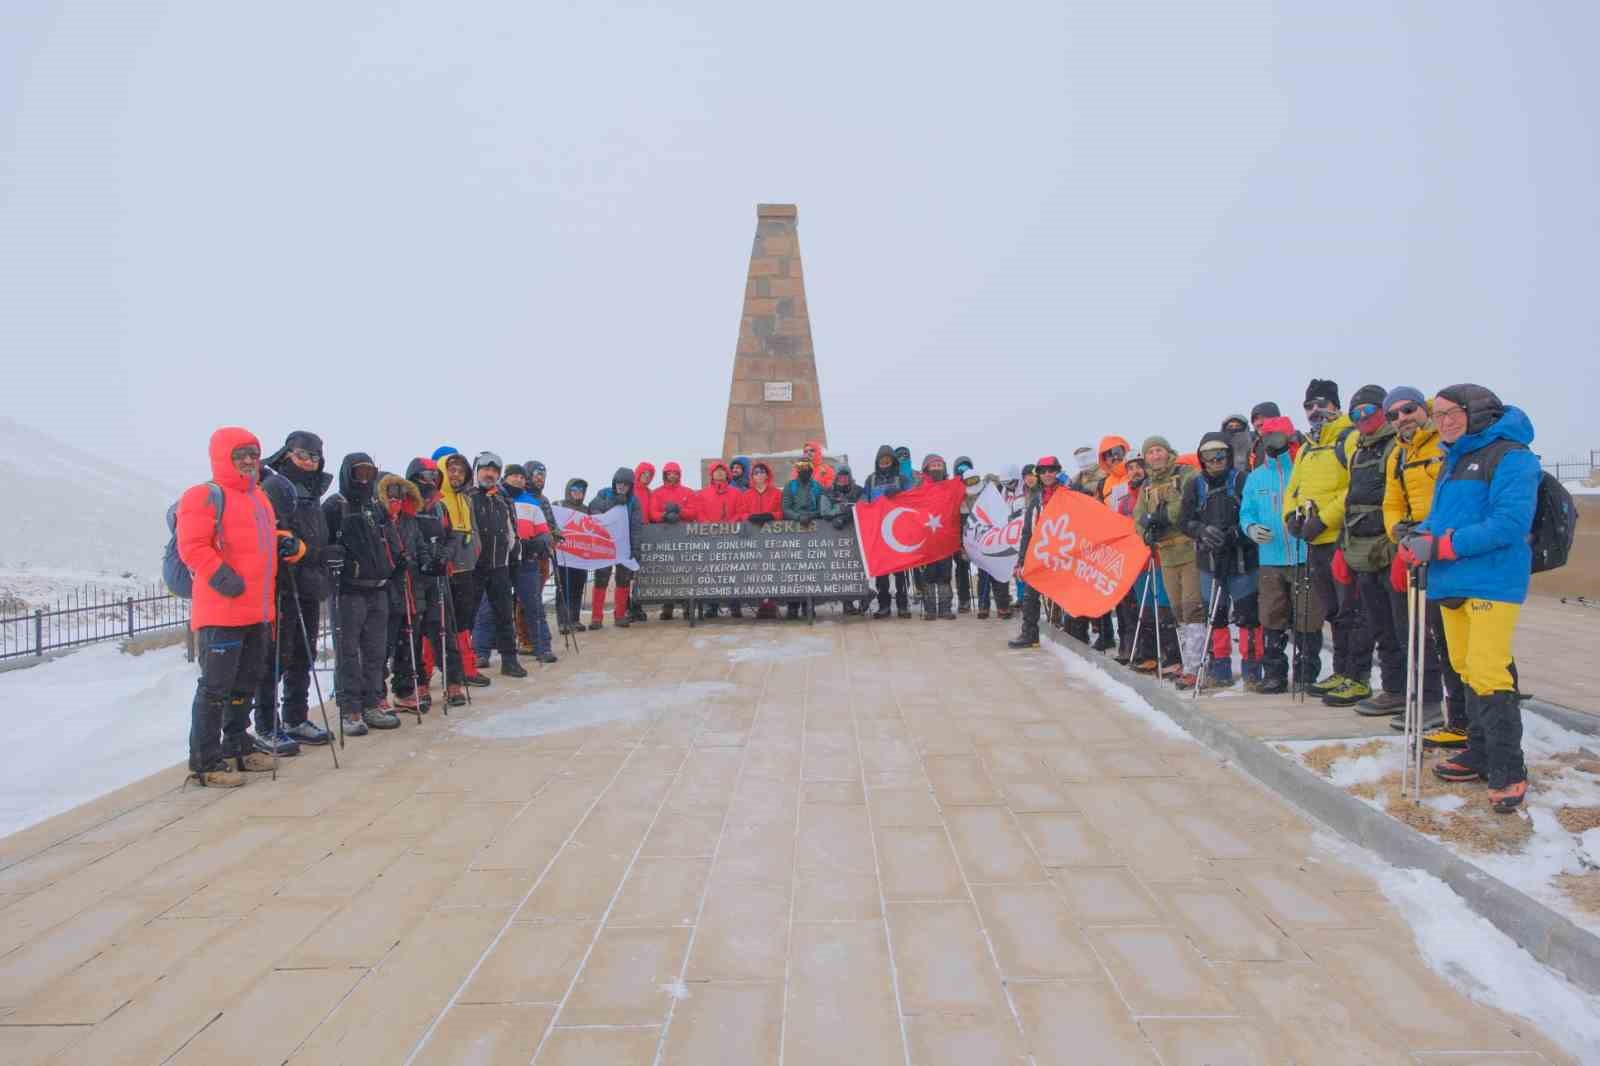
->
xmin=1332 ymin=548 xmax=1352 ymax=586
xmin=1397 ymin=531 xmax=1455 ymax=570
xmin=1389 ymin=552 xmax=1408 ymax=592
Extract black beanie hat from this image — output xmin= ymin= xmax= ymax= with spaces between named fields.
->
xmin=1436 ymin=383 xmax=1505 ymax=436
xmin=505 ymin=463 xmax=526 ymax=480
xmin=1249 ymin=401 xmax=1280 ymax=422
xmin=285 ymin=430 xmax=323 ymax=453
xmin=1349 ymin=384 xmax=1387 ymax=412
xmin=1305 ymin=379 xmax=1340 ymax=409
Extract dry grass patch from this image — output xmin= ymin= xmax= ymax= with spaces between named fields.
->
xmin=1555 ymin=805 xmax=1600 ymax=835
xmin=1301 ymin=739 xmax=1387 ymax=778
xmin=1555 ymin=872 xmax=1600 ymax=916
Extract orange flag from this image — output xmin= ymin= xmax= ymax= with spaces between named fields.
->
xmin=1018 ymin=490 xmax=1152 ymax=616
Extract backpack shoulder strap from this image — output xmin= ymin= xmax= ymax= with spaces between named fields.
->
xmin=207 ymin=481 xmax=226 ymax=547
xmin=1334 ymin=427 xmax=1356 ymax=468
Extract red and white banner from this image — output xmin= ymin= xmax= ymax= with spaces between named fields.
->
xmin=962 ymin=482 xmax=1024 ymax=583
xmin=552 ymin=505 xmax=638 ymax=572
xmin=852 ymin=478 xmax=965 ymax=578
xmin=1017 ymin=490 xmax=1150 ymax=616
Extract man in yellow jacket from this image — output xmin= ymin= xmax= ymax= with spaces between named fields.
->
xmin=1283 ymin=379 xmax=1361 ymax=696
xmin=1381 ymin=386 xmax=1460 ymax=746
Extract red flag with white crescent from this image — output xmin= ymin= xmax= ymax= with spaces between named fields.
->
xmin=852 ymin=478 xmax=966 ymax=578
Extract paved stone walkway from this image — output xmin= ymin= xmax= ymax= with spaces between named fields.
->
xmin=0 ymin=617 xmax=1572 ymax=1064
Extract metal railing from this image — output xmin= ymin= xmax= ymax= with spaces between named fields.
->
xmin=0 ymin=582 xmax=190 ymax=661
xmin=1542 ymin=451 xmax=1599 ymax=484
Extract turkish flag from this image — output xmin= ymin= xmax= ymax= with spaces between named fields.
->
xmin=1018 ymin=489 xmax=1151 ymax=616
xmin=853 ymin=478 xmax=966 ymax=578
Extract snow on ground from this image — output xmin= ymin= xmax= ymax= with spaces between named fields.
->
xmin=1279 ymin=713 xmax=1600 ymax=938
xmin=458 ymin=680 xmax=735 ymax=740
xmin=1044 ymin=639 xmax=1196 ymax=744
xmin=1314 ymin=830 xmax=1600 ymax=1062
xmin=0 ymin=643 xmax=192 ymax=838
xmin=690 ymin=629 xmax=832 ymax=664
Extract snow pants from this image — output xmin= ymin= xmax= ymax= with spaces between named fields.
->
xmin=392 ymin=573 xmax=453 ymax=697
xmin=191 ymin=623 xmax=268 ymax=772
xmin=954 ymin=554 xmax=972 ymax=607
xmin=472 ymin=566 xmax=518 ymax=661
xmin=333 ymin=586 xmax=388 ymax=715
xmin=557 ymin=566 xmax=588 ymax=628
xmin=977 ymin=572 xmax=1011 ymax=612
xmin=875 ymin=571 xmax=909 ymax=613
xmin=1308 ymin=542 xmax=1365 ymax=680
xmin=512 ymin=560 xmax=552 ymax=656
xmin=1354 ymin=568 xmax=1407 ymax=697
xmin=254 ymin=593 xmax=319 ymax=734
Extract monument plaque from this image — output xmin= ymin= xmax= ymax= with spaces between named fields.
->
xmin=763 ymin=381 xmax=793 ymax=402
xmin=633 ymin=521 xmax=873 ymax=605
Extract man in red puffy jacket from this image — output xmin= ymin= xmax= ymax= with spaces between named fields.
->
xmin=694 ymin=462 xmax=744 ymax=618
xmin=178 ymin=427 xmax=288 ymax=787
xmin=648 ymin=461 xmax=699 ymax=619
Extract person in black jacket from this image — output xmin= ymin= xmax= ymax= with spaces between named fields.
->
xmin=254 ymin=431 xmax=334 ymax=751
xmin=398 ymin=458 xmax=463 ymax=707
xmin=468 ymin=451 xmax=526 ymax=677
xmin=324 ymin=453 xmax=403 ymax=734
xmin=1179 ymin=433 xmax=1260 ymax=690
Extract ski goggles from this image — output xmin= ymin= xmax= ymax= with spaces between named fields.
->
xmin=1350 ymin=403 xmax=1381 ymax=422
xmin=290 ymin=447 xmax=322 ymax=463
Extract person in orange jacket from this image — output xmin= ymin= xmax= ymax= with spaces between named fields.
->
xmin=738 ymin=463 xmax=785 ymax=618
xmin=177 ymin=427 xmax=286 ymax=786
xmin=694 ymin=461 xmax=744 ymax=618
xmin=796 ymin=440 xmax=836 ymax=490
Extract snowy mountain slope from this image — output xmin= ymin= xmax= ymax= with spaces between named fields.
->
xmin=0 ymin=414 xmax=180 ymax=580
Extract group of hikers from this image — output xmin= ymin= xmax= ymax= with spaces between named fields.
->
xmin=176 ymin=379 xmax=1548 ymax=813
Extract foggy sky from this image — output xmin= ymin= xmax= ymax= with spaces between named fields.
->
xmin=3 ymin=1 xmax=1597 ymax=490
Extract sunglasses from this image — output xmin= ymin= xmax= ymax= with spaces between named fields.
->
xmin=290 ymin=448 xmax=321 ymax=462
xmin=1351 ymin=403 xmax=1380 ymax=422
xmin=1302 ymin=400 xmax=1335 ymax=412
xmin=1200 ymin=450 xmax=1230 ymax=462
xmin=1386 ymin=402 xmax=1422 ymax=421
xmin=231 ymin=446 xmax=261 ymax=461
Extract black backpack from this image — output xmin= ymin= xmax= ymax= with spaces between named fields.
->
xmin=162 ymin=482 xmax=225 ymax=598
xmin=1473 ymin=441 xmax=1579 ymax=574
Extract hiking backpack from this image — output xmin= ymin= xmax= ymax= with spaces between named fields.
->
xmin=1463 ymin=441 xmax=1579 ymax=574
xmin=162 ymin=482 xmax=225 ymax=598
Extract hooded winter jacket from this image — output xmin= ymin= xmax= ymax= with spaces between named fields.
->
xmin=1180 ymin=433 xmax=1256 ymax=575
xmin=1281 ymin=413 xmax=1355 ymax=544
xmin=403 ymin=458 xmax=451 ymax=577
xmin=864 ymin=445 xmax=912 ymax=502
xmin=1340 ymin=418 xmax=1399 ymax=571
xmin=634 ymin=462 xmax=656 ymax=525
xmin=1417 ymin=405 xmax=1540 ymax=604
xmin=821 ymin=465 xmax=863 ymax=519
xmin=1238 ymin=448 xmax=1306 ymax=567
xmin=435 ymin=449 xmax=481 ymax=573
xmin=470 ymin=467 xmax=517 ymax=572
xmin=1132 ymin=441 xmax=1196 ymax=567
xmin=728 ymin=456 xmax=751 ymax=491
xmin=179 ymin=427 xmax=279 ymax=630
xmin=508 ymin=482 xmax=553 ymax=562
xmin=797 ymin=440 xmax=836 ymax=489
xmin=520 ymin=459 xmax=560 ymax=533
xmin=696 ymin=462 xmax=743 ymax=522
xmin=738 ymin=464 xmax=784 ymax=519
xmin=649 ymin=462 xmax=697 ymax=523
xmin=1095 ymin=435 xmax=1133 ymax=512
xmin=1221 ymin=416 xmax=1253 ymax=474
xmin=560 ymin=479 xmax=590 ymax=516
xmin=260 ymin=433 xmax=334 ymax=600
xmin=1383 ymin=423 xmax=1444 ymax=539
xmin=590 ymin=467 xmax=644 ymax=560
xmin=324 ymin=452 xmax=401 ymax=589
xmin=782 ymin=473 xmax=824 ymax=522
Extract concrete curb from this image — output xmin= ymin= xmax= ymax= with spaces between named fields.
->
xmin=1043 ymin=629 xmax=1600 ymax=996
xmin=1526 ymin=697 xmax=1600 ymax=739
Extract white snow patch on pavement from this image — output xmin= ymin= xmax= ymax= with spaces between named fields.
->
xmin=691 ymin=631 xmax=832 ymax=664
xmin=1314 ymin=831 xmax=1600 ymax=1063
xmin=458 ymin=681 xmax=735 ymax=740
xmin=1043 ymin=640 xmax=1196 ymax=744
xmin=0 ymin=643 xmax=192 ymax=838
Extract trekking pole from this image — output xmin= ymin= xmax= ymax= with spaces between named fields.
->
xmin=1128 ymin=560 xmax=1152 ymax=668
xmin=1149 ymin=557 xmax=1166 ymax=678
xmin=402 ymin=572 xmax=423 ymax=723
xmin=443 ymin=579 xmax=471 ymax=707
xmin=1194 ymin=556 xmax=1226 ymax=701
xmin=436 ymin=574 xmax=451 ymax=717
xmin=284 ymin=566 xmax=338 ymax=769
xmin=270 ymin=611 xmax=281 ymax=781
xmin=329 ymin=576 xmax=345 ymax=748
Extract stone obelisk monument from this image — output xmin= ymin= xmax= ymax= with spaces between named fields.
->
xmin=719 ymin=204 xmax=828 ymax=461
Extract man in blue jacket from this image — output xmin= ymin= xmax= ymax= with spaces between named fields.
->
xmin=1240 ymin=416 xmax=1323 ymax=694
xmin=1398 ymin=385 xmax=1539 ymax=813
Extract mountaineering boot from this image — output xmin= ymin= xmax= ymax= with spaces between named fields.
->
xmin=1420 ymin=721 xmax=1469 ymax=748
xmin=976 ymin=608 xmax=990 ymax=620
xmin=1356 ymin=690 xmax=1406 ymax=716
xmin=446 ymin=684 xmax=467 ymax=707
xmin=613 ymin=587 xmax=632 ymax=627
xmin=873 ymin=604 xmax=891 ymax=619
xmin=252 ymin=730 xmax=301 ymax=757
xmin=998 ymin=606 xmax=1013 ymax=620
xmin=341 ymin=712 xmax=370 ymax=737
xmin=392 ymin=692 xmax=421 ymax=713
xmin=1321 ymin=678 xmax=1373 ymax=708
xmin=500 ymin=656 xmax=529 ymax=679
xmin=661 ymin=603 xmax=675 ymax=621
xmin=937 ymin=585 xmax=956 ymax=620
xmin=234 ymin=751 xmax=276 ymax=773
xmin=589 ymin=587 xmax=606 ymax=630
xmin=1308 ymin=673 xmax=1347 ymax=697
xmin=363 ymin=705 xmax=401 ymax=730
xmin=1008 ymin=625 xmax=1040 ymax=649
xmin=1479 ymin=690 xmax=1527 ymax=812
xmin=191 ymin=759 xmax=245 ymax=788
xmin=1488 ymin=780 xmax=1527 ymax=813
xmin=286 ymin=720 xmax=331 ymax=745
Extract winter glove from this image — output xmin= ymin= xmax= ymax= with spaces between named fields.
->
xmin=1398 ymin=531 xmax=1454 ymax=569
xmin=1245 ymin=523 xmax=1274 ymax=545
xmin=748 ymin=513 xmax=773 ymax=526
xmin=1200 ymin=525 xmax=1228 ymax=550
xmin=1300 ymin=513 xmax=1327 ymax=542
xmin=1389 ymin=552 xmax=1409 ymax=592
xmin=1392 ymin=520 xmax=1417 ymax=543
xmin=1285 ymin=511 xmax=1305 ymax=539
xmin=533 ymin=533 xmax=553 ymax=558
xmin=830 ymin=514 xmax=850 ymax=530
xmin=664 ymin=504 xmax=682 ymax=524
xmin=209 ymin=564 xmax=246 ymax=598
xmin=1332 ymin=547 xmax=1353 ymax=586
xmin=276 ymin=530 xmax=305 ymax=562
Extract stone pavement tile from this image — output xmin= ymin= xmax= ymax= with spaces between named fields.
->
xmin=626 ymin=746 xmax=692 ymax=777
xmin=1410 ymin=1054 xmax=1553 ymax=1064
xmin=976 ymin=742 xmax=1044 ymax=780
xmin=1053 ymin=866 xmax=1164 ymax=924
xmin=166 ymin=967 xmax=364 ymax=1066
xmin=943 ymin=806 xmax=1046 ymax=883
xmin=877 ymin=827 xmax=966 ymax=901
xmin=865 ymin=769 xmax=925 ymax=790
xmin=1212 ymin=861 xmax=1374 ymax=931
xmin=1137 ymin=1017 xmax=1284 ymax=1065
xmin=1064 ymin=784 xmax=1204 ymax=882
xmin=997 ymin=777 xmax=1076 ymax=812
xmin=361 ymin=791 xmax=467 ymax=839
xmin=858 ymin=736 xmax=918 ymax=774
xmin=868 ymin=787 xmax=942 ymax=828
xmin=800 ymin=779 xmax=864 ymax=805
xmin=1085 ymin=926 xmax=1235 ymax=1015
xmin=1295 ymin=929 xmax=1548 ymax=1055
xmin=411 ymin=1003 xmax=557 ymax=1066
xmin=61 ymin=897 xmax=332 ymax=1065
xmin=275 ymin=837 xmax=413 ymax=898
xmin=710 ymin=819 xmax=793 ymax=884
xmin=1008 ymin=979 xmax=1159 ymax=1064
xmin=560 ymin=925 xmax=692 ymax=1026
xmin=971 ymin=884 xmax=1099 ymax=979
xmin=1211 ymin=960 xmax=1415 ymax=1066
xmin=1094 ymin=746 xmax=1178 ymax=779
xmin=281 ymin=855 xmax=459 ymax=968
xmin=609 ymin=857 xmax=711 ymax=928
xmin=437 ymin=867 xmax=540 ymax=910
xmin=795 ymin=802 xmax=875 ymax=876
xmin=535 ymin=1024 xmax=662 ymax=1065
xmin=288 ymin=907 xmax=513 ymax=1065
xmin=8 ymin=915 xmax=233 ymax=1024
xmin=461 ymin=921 xmax=598 ymax=1005
xmin=742 ymin=742 xmax=802 ymax=782
xmin=924 ymin=755 xmax=1001 ymax=806
xmin=726 ymin=774 xmax=798 ymax=825
xmin=1146 ymin=882 xmax=1305 ymax=962
xmin=794 ymin=869 xmax=881 ymax=920
xmin=784 ymin=921 xmax=905 ymax=1066
xmin=903 ymin=1013 xmax=1030 ymax=1066
xmin=0 ymin=1022 xmax=88 ymax=1066
xmin=885 ymin=901 xmax=1011 ymax=1019
xmin=1015 ymin=811 xmax=1120 ymax=868
xmin=521 ymin=841 xmax=631 ymax=921
xmin=161 ymin=833 xmax=335 ymax=919
xmin=639 ymin=812 xmax=723 ymax=858
xmin=658 ymin=980 xmax=782 ymax=1065
xmin=1170 ymin=810 xmax=1272 ymax=860
xmin=0 ymin=841 xmax=119 ymax=895
xmin=686 ymin=877 xmax=788 ymax=981
xmin=410 ymin=801 xmax=525 ymax=864
xmin=1037 ymin=744 xmax=1103 ymax=782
